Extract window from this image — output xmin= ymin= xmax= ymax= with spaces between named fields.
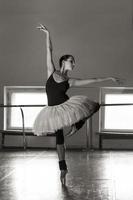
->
xmin=4 ymin=86 xmax=47 ymax=130
xmin=99 ymin=87 xmax=133 ymax=133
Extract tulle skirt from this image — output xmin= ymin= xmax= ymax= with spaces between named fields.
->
xmin=33 ymin=95 xmax=100 ymax=136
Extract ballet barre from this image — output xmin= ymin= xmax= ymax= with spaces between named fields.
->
xmin=0 ymin=103 xmax=133 ymax=150
xmin=0 ymin=104 xmax=55 ymax=150
xmin=97 ymin=103 xmax=133 ymax=150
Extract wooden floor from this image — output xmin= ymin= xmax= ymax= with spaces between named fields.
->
xmin=0 ymin=149 xmax=133 ymax=200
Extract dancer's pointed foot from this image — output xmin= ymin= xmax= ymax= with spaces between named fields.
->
xmin=65 ymin=125 xmax=78 ymax=137
xmin=60 ymin=170 xmax=68 ymax=185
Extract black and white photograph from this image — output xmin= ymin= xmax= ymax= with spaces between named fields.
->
xmin=0 ymin=0 xmax=133 ymax=199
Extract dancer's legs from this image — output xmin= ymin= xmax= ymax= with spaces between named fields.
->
xmin=66 ymin=102 xmax=100 ymax=137
xmin=65 ymin=120 xmax=86 ymax=137
xmin=56 ymin=129 xmax=68 ymax=184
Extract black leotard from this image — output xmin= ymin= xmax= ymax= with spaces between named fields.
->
xmin=46 ymin=72 xmax=69 ymax=106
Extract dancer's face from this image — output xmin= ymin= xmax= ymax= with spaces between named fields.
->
xmin=63 ymin=57 xmax=75 ymax=71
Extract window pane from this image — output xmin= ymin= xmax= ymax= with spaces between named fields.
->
xmin=104 ymin=94 xmax=133 ymax=130
xmin=10 ymin=92 xmax=47 ymax=129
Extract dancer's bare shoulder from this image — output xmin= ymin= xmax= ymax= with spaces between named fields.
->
xmin=53 ymin=71 xmax=68 ymax=83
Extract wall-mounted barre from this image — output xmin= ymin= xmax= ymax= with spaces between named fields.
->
xmin=0 ymin=103 xmax=133 ymax=150
xmin=0 ymin=104 xmax=46 ymax=149
xmin=0 ymin=104 xmax=46 ymax=107
xmin=1 ymin=103 xmax=133 ymax=108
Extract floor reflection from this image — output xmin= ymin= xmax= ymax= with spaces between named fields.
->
xmin=13 ymin=158 xmax=60 ymax=200
xmin=0 ymin=150 xmax=133 ymax=199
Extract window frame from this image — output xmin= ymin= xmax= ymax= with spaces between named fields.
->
xmin=99 ymin=87 xmax=133 ymax=133
xmin=4 ymin=86 xmax=47 ymax=131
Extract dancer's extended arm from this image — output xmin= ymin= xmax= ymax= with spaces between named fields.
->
xmin=37 ymin=24 xmax=55 ymax=78
xmin=69 ymin=77 xmax=124 ymax=87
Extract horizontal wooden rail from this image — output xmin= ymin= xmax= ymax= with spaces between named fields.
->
xmin=100 ymin=103 xmax=133 ymax=106
xmin=0 ymin=103 xmax=133 ymax=149
xmin=0 ymin=104 xmax=46 ymax=107
xmin=0 ymin=104 xmax=46 ymax=149
xmin=0 ymin=103 xmax=133 ymax=108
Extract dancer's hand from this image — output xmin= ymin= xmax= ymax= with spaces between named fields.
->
xmin=111 ymin=77 xmax=125 ymax=85
xmin=36 ymin=23 xmax=49 ymax=34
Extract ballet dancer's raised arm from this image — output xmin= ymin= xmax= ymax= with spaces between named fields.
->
xmin=69 ymin=77 xmax=124 ymax=87
xmin=37 ymin=24 xmax=55 ymax=78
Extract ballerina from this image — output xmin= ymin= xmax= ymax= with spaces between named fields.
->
xmin=33 ymin=24 xmax=123 ymax=185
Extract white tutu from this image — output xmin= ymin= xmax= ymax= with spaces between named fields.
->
xmin=33 ymin=95 xmax=100 ymax=136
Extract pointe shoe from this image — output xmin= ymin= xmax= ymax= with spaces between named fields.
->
xmin=60 ymin=170 xmax=68 ymax=185
xmin=65 ymin=125 xmax=78 ymax=137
